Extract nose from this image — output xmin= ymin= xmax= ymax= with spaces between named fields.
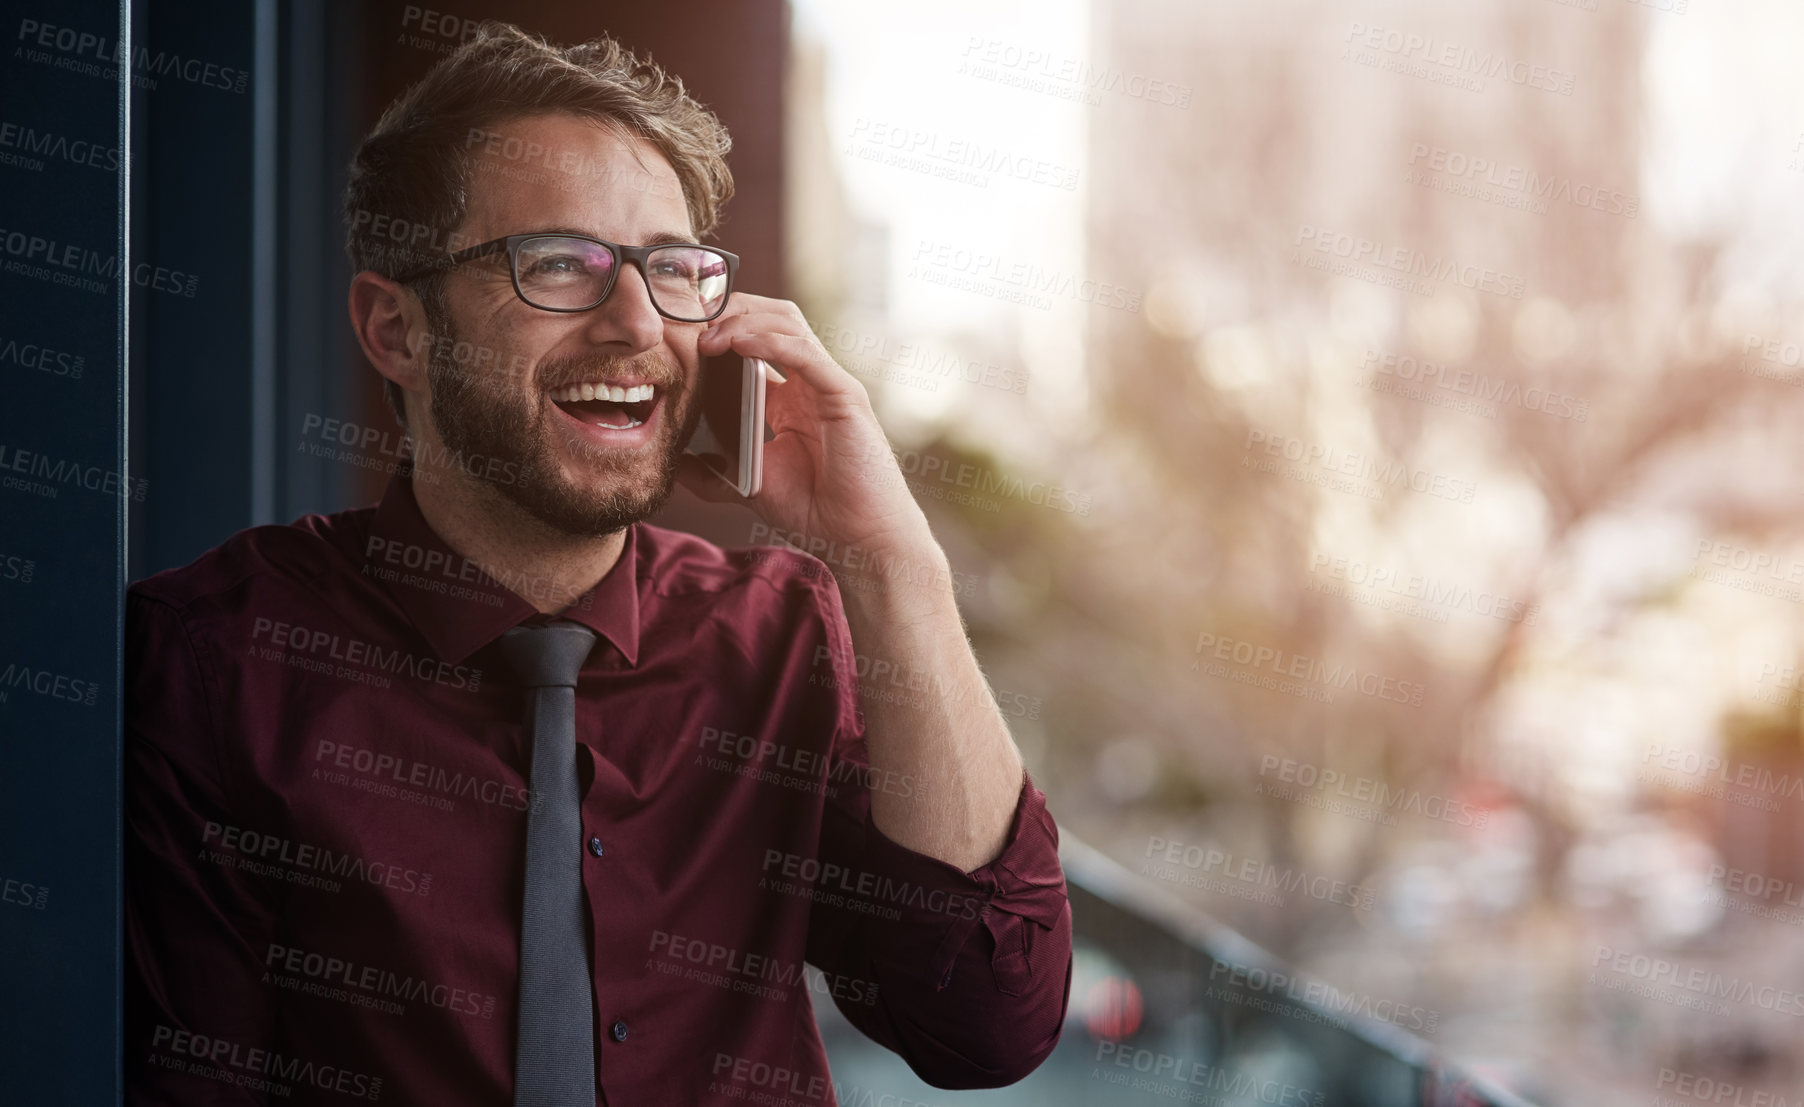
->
xmin=581 ymin=259 xmax=665 ymax=353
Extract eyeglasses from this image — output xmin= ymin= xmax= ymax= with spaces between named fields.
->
xmin=393 ymin=232 xmax=738 ymax=322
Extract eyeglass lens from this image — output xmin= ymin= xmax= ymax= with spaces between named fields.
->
xmin=514 ymin=235 xmax=730 ymax=319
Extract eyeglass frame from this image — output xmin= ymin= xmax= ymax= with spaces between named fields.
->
xmin=391 ymin=232 xmax=740 ymax=322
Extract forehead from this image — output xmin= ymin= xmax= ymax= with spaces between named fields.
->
xmin=459 ymin=112 xmax=693 ymax=244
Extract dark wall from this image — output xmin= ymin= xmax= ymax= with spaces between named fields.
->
xmin=0 ymin=1 xmax=130 ymax=1102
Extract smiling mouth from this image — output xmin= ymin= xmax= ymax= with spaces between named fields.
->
xmin=549 ymin=381 xmax=659 ymax=430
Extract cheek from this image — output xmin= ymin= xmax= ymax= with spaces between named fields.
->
xmin=454 ymin=300 xmax=552 ymax=380
xmin=675 ymin=374 xmax=707 ymax=419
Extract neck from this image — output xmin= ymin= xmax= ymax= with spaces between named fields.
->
xmin=409 ymin=456 xmax=625 ymax=616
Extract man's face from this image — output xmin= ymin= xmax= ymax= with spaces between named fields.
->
xmin=419 ymin=112 xmax=707 ymax=537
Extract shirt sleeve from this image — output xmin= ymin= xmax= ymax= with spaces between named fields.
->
xmin=800 ymin=586 xmax=1073 ymax=1089
xmin=125 ymin=590 xmax=279 ymax=1106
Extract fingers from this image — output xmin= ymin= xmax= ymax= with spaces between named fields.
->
xmin=697 ymin=308 xmax=800 ymax=358
xmin=704 ymin=329 xmax=868 ymax=404
xmin=713 ymin=291 xmax=799 ymax=322
xmin=695 ymin=297 xmax=797 ymax=346
xmin=700 ymin=302 xmax=862 ymax=397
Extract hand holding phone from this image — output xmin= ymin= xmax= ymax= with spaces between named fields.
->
xmin=689 ymin=291 xmax=938 ymax=564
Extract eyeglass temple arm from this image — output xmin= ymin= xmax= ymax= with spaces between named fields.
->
xmin=390 ymin=237 xmax=510 ymax=284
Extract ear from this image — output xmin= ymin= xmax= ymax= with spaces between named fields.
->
xmin=348 ymin=271 xmax=430 ymax=399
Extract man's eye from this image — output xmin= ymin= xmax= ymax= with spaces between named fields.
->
xmin=530 ymin=254 xmax=587 ymax=275
xmin=652 ymin=259 xmax=695 ymax=279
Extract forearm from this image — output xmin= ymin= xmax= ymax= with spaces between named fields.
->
xmin=832 ymin=539 xmax=1024 ymax=873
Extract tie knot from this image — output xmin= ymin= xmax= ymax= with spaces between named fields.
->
xmin=498 ymin=620 xmax=597 ymax=689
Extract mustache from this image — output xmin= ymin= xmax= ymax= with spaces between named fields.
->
xmin=537 ymin=350 xmax=683 ymax=391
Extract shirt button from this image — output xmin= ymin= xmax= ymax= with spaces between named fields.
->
xmin=610 ymin=1019 xmax=629 ymax=1043
xmin=587 ymin=837 xmax=605 ymax=858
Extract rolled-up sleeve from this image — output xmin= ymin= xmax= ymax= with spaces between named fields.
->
xmin=804 ymin=741 xmax=1073 ymax=1089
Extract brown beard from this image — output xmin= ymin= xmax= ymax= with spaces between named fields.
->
xmin=419 ymin=300 xmax=703 ymax=537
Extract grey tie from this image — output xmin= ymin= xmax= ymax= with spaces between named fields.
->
xmin=499 ymin=620 xmax=599 ymax=1107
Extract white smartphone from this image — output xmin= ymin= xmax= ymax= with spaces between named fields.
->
xmin=685 ymin=353 xmax=767 ymax=497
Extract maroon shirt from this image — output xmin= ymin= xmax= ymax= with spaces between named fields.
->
xmin=124 ymin=472 xmax=1072 ymax=1105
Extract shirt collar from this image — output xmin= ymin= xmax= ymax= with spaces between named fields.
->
xmin=364 ymin=472 xmax=641 ymax=667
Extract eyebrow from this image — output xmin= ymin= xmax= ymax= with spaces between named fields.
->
xmin=532 ymin=226 xmax=700 ymax=247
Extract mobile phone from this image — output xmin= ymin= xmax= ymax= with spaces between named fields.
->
xmin=685 ymin=353 xmax=767 ymax=497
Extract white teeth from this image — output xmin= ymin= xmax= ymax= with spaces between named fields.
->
xmin=550 ymin=383 xmax=656 ymax=404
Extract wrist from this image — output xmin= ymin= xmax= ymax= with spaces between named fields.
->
xmin=829 ymin=535 xmax=958 ymax=612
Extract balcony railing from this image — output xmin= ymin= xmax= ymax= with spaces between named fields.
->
xmin=816 ymin=835 xmax=1540 ymax=1107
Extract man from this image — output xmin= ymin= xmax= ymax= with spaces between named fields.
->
xmin=126 ymin=23 xmax=1072 ymax=1105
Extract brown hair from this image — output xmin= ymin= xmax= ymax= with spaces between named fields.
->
xmin=342 ymin=22 xmax=735 ymax=430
